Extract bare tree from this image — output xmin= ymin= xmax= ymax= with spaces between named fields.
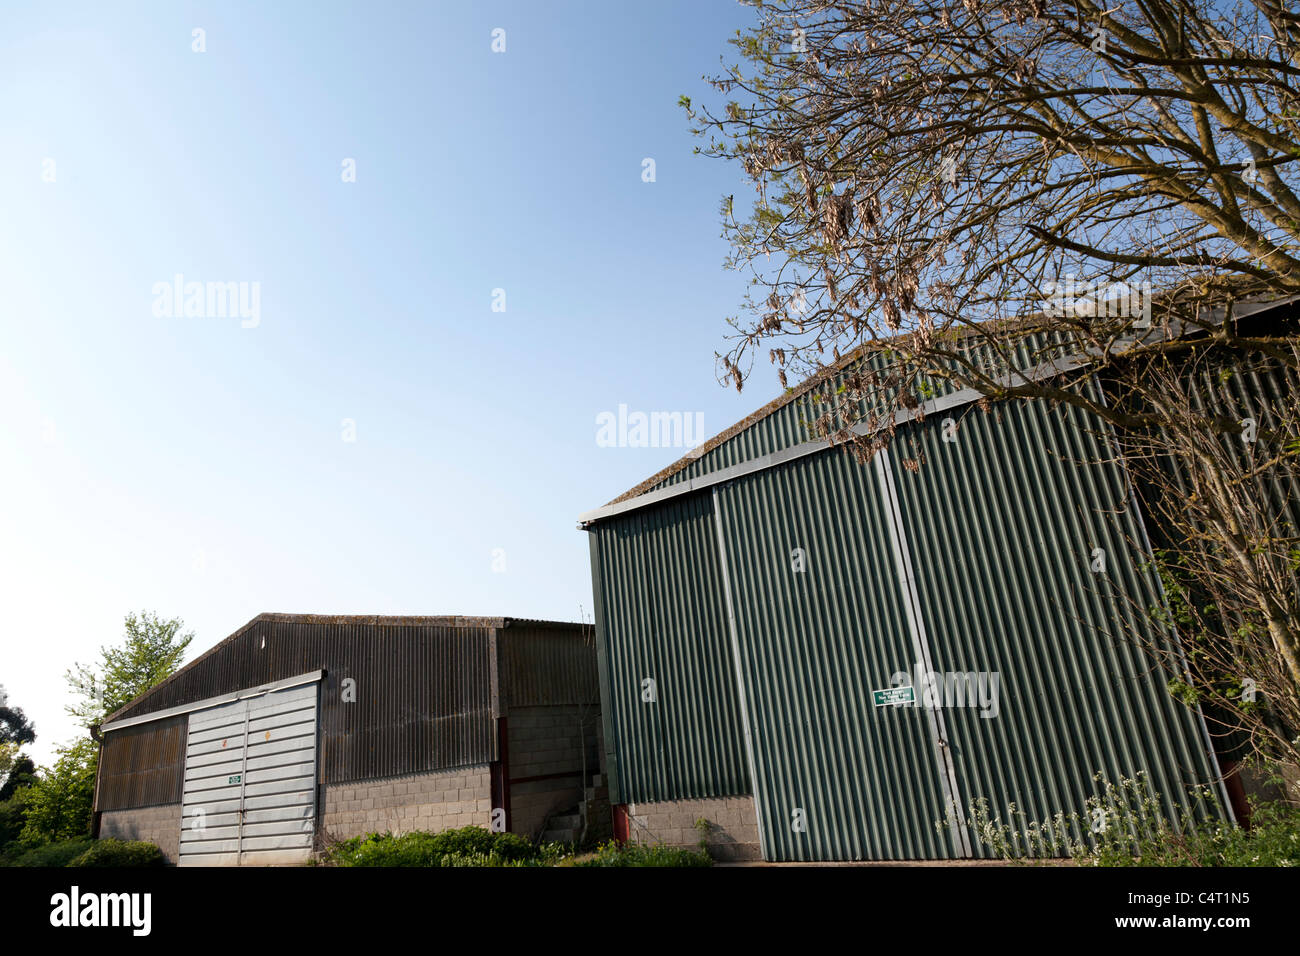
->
xmin=1109 ymin=345 xmax=1300 ymax=778
xmin=686 ymin=0 xmax=1300 ymax=777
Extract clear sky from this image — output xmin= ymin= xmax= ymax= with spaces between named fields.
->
xmin=0 ymin=1 xmax=768 ymax=766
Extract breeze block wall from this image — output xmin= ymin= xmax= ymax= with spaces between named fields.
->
xmin=625 ymin=796 xmax=762 ymax=862
xmin=506 ymin=704 xmax=600 ymax=838
xmin=99 ymin=804 xmax=183 ymax=864
xmin=321 ymin=765 xmax=493 ymax=841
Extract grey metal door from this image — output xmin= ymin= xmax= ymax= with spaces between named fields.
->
xmin=179 ymin=681 xmax=319 ymax=865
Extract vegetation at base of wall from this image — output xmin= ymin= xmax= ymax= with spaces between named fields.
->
xmin=322 ymin=826 xmax=570 ymax=867
xmin=568 ymin=840 xmax=713 ymax=868
xmin=1 ymin=837 xmax=95 ymax=867
xmin=955 ymin=772 xmax=1300 ymax=867
xmin=2 ymin=837 xmax=165 ymax=867
xmin=322 ymin=827 xmax=714 ymax=867
xmin=693 ymin=817 xmax=713 ymax=850
xmin=66 ymin=839 xmax=165 ymax=867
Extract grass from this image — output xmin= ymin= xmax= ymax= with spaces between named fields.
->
xmin=567 ymin=840 xmax=713 ymax=867
xmin=320 ymin=825 xmax=713 ymax=867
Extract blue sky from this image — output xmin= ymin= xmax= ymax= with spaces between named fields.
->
xmin=0 ymin=1 xmax=768 ymax=765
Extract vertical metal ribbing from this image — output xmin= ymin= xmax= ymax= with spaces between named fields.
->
xmin=875 ymin=448 xmax=974 ymax=857
xmin=711 ymin=484 xmax=769 ymax=859
xmin=587 ymin=532 xmax=623 ymax=805
xmin=235 ymin=702 xmax=250 ymax=864
xmin=1092 ymin=377 xmax=1238 ymax=825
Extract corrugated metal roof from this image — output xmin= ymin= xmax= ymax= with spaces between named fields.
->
xmin=585 ymin=300 xmax=1295 ymax=523
xmin=100 ymin=612 xmax=585 ymax=728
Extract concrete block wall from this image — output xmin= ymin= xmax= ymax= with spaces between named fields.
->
xmin=625 ymin=795 xmax=762 ymax=862
xmin=99 ymin=803 xmax=182 ymax=864
xmin=507 ymin=704 xmax=601 ymax=839
xmin=321 ymin=765 xmax=493 ymax=843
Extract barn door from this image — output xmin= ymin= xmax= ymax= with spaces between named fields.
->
xmin=710 ymin=447 xmax=969 ymax=861
xmin=179 ymin=681 xmax=319 ymax=865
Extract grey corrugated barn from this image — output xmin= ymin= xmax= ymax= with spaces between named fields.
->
xmin=93 ymin=613 xmax=604 ymax=865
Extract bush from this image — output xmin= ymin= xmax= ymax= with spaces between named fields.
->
xmin=0 ymin=791 xmax=31 ymax=861
xmin=19 ymin=738 xmax=97 ymax=847
xmin=68 ymin=839 xmax=165 ymax=868
xmin=960 ymin=771 xmax=1300 ymax=867
xmin=571 ymin=841 xmax=713 ymax=867
xmin=325 ymin=826 xmax=567 ymax=867
xmin=4 ymin=837 xmax=95 ymax=867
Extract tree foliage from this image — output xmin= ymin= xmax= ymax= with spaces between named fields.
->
xmin=0 ymin=755 xmax=37 ymax=803
xmin=0 ymin=684 xmax=37 ymax=748
xmin=65 ymin=611 xmax=194 ymax=728
xmin=19 ymin=737 xmax=98 ymax=846
xmin=689 ymin=0 xmax=1300 ymax=391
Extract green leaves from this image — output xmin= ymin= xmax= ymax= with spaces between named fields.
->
xmin=65 ymin=610 xmax=194 ymax=728
xmin=18 ymin=737 xmax=98 ymax=846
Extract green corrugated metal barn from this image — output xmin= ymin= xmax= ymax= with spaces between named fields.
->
xmin=578 ymin=311 xmax=1296 ymax=862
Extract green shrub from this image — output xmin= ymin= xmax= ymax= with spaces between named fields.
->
xmin=572 ymin=840 xmax=713 ymax=867
xmin=19 ymin=739 xmax=97 ymax=847
xmin=68 ymin=839 xmax=165 ymax=868
xmin=326 ymin=826 xmax=567 ymax=867
xmin=0 ymin=791 xmax=31 ymax=862
xmin=4 ymin=837 xmax=95 ymax=867
xmin=958 ymin=771 xmax=1300 ymax=867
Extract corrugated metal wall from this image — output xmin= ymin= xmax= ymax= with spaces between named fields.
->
xmin=1108 ymin=350 xmax=1300 ymax=760
xmin=713 ymin=447 xmax=956 ymax=860
xmin=310 ymin=621 xmax=493 ymax=781
xmin=589 ymin=378 xmax=1227 ymax=861
xmin=104 ymin=620 xmax=496 ymax=784
xmin=589 ymin=493 xmax=751 ymax=805
xmin=499 ymin=624 xmax=600 ymax=709
xmin=887 ymin=385 xmax=1223 ymax=858
xmin=96 ymin=714 xmax=186 ymax=811
xmin=98 ymin=616 xmax=598 ymax=816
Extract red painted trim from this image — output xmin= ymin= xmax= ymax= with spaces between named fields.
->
xmin=508 ymin=770 xmax=584 ymax=785
xmin=612 ymin=803 xmax=630 ymax=844
xmin=495 ymin=716 xmax=512 ymax=832
xmin=1219 ymin=759 xmax=1252 ymax=828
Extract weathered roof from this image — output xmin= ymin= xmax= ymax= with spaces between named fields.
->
xmin=97 ymin=611 xmax=588 ymax=727
xmin=582 ymin=297 xmax=1297 ymax=526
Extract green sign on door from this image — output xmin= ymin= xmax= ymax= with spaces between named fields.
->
xmin=873 ymin=686 xmax=916 ymax=707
